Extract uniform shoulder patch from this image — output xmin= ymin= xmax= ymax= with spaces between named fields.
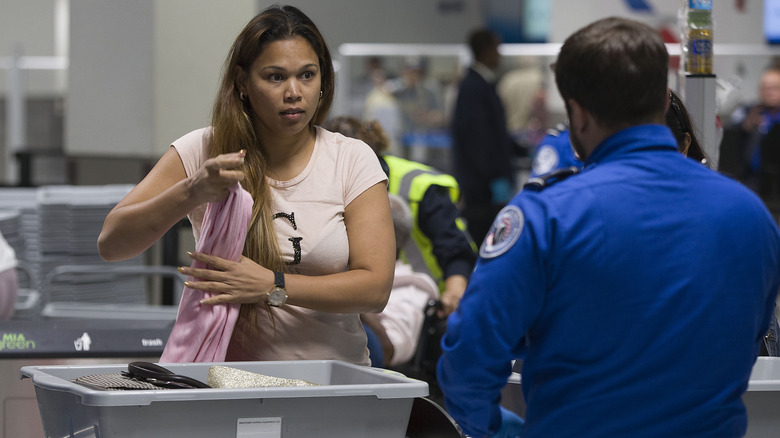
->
xmin=532 ymin=145 xmax=560 ymax=176
xmin=479 ymin=205 xmax=524 ymax=259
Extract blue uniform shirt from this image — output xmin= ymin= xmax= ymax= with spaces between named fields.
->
xmin=438 ymin=124 xmax=780 ymax=438
xmin=529 ymin=127 xmax=582 ymax=178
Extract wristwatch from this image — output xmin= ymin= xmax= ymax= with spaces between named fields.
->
xmin=267 ymin=271 xmax=288 ymax=307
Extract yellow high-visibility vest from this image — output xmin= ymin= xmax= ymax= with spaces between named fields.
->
xmin=383 ymin=154 xmax=473 ymax=291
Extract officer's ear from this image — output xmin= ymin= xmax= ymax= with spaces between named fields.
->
xmin=567 ymin=99 xmax=589 ymax=136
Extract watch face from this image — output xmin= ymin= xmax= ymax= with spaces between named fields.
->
xmin=268 ymin=287 xmax=287 ymax=307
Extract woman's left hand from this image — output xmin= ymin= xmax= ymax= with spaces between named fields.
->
xmin=179 ymin=252 xmax=273 ymax=305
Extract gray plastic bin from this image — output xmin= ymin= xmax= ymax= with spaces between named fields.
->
xmin=744 ymin=356 xmax=780 ymax=437
xmin=21 ymin=360 xmax=428 ymax=438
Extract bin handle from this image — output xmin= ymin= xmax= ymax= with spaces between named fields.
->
xmin=20 ymin=366 xmax=76 ymax=391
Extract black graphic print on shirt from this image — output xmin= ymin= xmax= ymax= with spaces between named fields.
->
xmin=273 ymin=211 xmax=302 ymax=265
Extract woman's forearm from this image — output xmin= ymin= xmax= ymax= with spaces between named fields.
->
xmin=98 ymin=147 xmax=245 ymax=261
xmin=98 ymin=148 xmax=199 ymax=261
xmin=98 ymin=178 xmax=201 ymax=261
xmin=186 ymin=252 xmax=394 ymax=314
xmin=284 ymin=267 xmax=393 ymax=313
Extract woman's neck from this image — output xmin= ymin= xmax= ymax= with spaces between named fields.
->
xmin=261 ymin=125 xmax=317 ymax=181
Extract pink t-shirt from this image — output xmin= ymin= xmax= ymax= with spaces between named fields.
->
xmin=172 ymin=126 xmax=387 ymax=365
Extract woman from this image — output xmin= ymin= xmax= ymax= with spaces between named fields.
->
xmin=667 ymin=89 xmax=710 ymax=166
xmin=98 ymin=5 xmax=395 ymax=365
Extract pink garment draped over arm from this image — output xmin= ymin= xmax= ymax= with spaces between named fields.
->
xmin=160 ymin=183 xmax=253 ymax=363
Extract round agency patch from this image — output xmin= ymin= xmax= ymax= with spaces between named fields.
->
xmin=532 ymin=145 xmax=560 ymax=176
xmin=479 ymin=205 xmax=524 ymax=259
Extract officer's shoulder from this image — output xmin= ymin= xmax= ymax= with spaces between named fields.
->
xmin=543 ymin=128 xmax=563 ymax=138
xmin=543 ymin=123 xmax=569 ymax=138
xmin=479 ymin=204 xmax=526 ymax=259
xmin=524 ymin=166 xmax=580 ymax=192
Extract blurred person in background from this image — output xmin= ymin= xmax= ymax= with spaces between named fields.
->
xmin=392 ymin=56 xmax=447 ymax=148
xmin=362 ymin=58 xmax=403 ymax=156
xmin=497 ymin=57 xmax=548 ymax=152
xmin=451 ymin=28 xmax=518 ymax=245
xmin=527 ymin=122 xmax=581 ymax=180
xmin=0 ymin=230 xmax=17 ymax=320
xmin=728 ymin=66 xmax=780 ymax=192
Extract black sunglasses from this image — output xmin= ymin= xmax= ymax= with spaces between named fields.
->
xmin=121 ymin=362 xmax=211 ymax=389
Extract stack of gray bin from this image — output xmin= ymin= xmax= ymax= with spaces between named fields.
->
xmin=36 ymin=185 xmax=143 ymax=305
xmin=0 ymin=185 xmax=182 ymax=321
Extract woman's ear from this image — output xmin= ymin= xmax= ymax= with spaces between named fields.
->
xmin=681 ymin=132 xmax=692 ymax=156
xmin=665 ymin=87 xmax=671 ymax=113
xmin=235 ymin=66 xmax=246 ymax=94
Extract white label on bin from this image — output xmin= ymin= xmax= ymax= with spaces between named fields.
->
xmin=236 ymin=417 xmax=282 ymax=437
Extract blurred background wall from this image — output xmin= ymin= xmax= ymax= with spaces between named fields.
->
xmin=0 ymin=0 xmax=772 ymax=186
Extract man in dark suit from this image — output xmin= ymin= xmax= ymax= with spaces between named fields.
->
xmin=451 ymin=29 xmax=516 ymax=245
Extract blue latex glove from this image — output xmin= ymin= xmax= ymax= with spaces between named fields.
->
xmin=490 ymin=178 xmax=513 ymax=204
xmin=491 ymin=406 xmax=525 ymax=438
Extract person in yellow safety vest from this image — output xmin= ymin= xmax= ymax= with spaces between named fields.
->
xmin=324 ymin=116 xmax=477 ymax=317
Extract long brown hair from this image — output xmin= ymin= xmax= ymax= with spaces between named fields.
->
xmin=208 ymin=5 xmax=335 ymax=329
xmin=666 ymin=90 xmax=709 ymax=164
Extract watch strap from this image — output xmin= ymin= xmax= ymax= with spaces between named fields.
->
xmin=274 ymin=270 xmax=285 ymax=289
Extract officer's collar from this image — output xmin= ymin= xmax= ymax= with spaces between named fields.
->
xmin=584 ymin=124 xmax=678 ymax=168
